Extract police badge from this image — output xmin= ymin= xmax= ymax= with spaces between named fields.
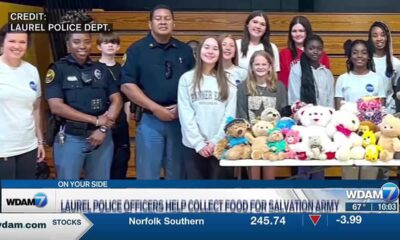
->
xmin=94 ymin=69 xmax=102 ymax=80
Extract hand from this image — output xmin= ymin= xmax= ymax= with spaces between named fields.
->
xmin=198 ymin=146 xmax=211 ymax=158
xmin=36 ymin=144 xmax=46 ymax=162
xmin=205 ymin=142 xmax=215 ymax=156
xmin=166 ymin=104 xmax=178 ymax=119
xmin=152 ymin=105 xmax=175 ymax=121
xmin=87 ymin=130 xmax=106 ymax=148
xmin=97 ymin=115 xmax=115 ymax=128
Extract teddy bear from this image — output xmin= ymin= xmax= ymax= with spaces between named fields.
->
xmin=260 ymin=107 xmax=281 ymax=124
xmin=308 ymin=135 xmax=327 ymax=160
xmin=246 ymin=120 xmax=274 ymax=160
xmin=357 ymin=97 xmax=385 ymax=125
xmin=365 ymin=144 xmax=383 ymax=162
xmin=361 ymin=130 xmax=377 ymax=148
xmin=266 ymin=128 xmax=287 ymax=160
xmin=284 ymin=129 xmax=304 ymax=159
xmin=356 ymin=120 xmax=378 ymax=136
xmin=326 ymin=108 xmax=365 ymax=161
xmin=290 ymin=100 xmax=311 ymax=123
xmin=291 ymin=104 xmax=336 ymax=159
xmin=362 ymin=130 xmax=382 ymax=162
xmin=276 ymin=117 xmax=296 ymax=135
xmin=214 ymin=117 xmax=252 ymax=160
xmin=375 ymin=114 xmax=400 ymax=161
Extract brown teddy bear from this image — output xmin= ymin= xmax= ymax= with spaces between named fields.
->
xmin=356 ymin=120 xmax=378 ymax=136
xmin=214 ymin=117 xmax=252 ymax=160
xmin=246 ymin=120 xmax=274 ymax=160
xmin=376 ymin=114 xmax=400 ymax=161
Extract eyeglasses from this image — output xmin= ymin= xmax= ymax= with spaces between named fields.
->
xmin=165 ymin=61 xmax=172 ymax=79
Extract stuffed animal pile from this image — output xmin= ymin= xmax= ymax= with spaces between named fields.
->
xmin=215 ymin=99 xmax=400 ymax=162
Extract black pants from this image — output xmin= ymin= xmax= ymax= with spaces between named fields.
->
xmin=110 ymin=121 xmax=131 ymax=179
xmin=183 ymin=146 xmax=234 ymax=179
xmin=0 ymin=149 xmax=37 ymax=179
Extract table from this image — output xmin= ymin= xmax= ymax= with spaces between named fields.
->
xmin=220 ymin=159 xmax=400 ymax=167
xmin=220 ymin=159 xmax=400 ymax=179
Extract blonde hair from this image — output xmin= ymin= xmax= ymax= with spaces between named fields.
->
xmin=246 ymin=50 xmax=277 ymax=96
xmin=192 ymin=36 xmax=229 ymax=101
xmin=217 ymin=33 xmax=239 ymax=66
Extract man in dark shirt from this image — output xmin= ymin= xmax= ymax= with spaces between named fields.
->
xmin=121 ymin=4 xmax=195 ymax=179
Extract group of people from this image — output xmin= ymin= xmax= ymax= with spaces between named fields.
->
xmin=1 ymin=4 xmax=399 ymax=180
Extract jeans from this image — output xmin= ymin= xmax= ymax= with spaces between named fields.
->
xmin=135 ymin=113 xmax=184 ymax=179
xmin=53 ymin=131 xmax=113 ymax=180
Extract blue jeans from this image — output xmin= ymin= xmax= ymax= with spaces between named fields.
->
xmin=53 ymin=131 xmax=113 ymax=180
xmin=135 ymin=113 xmax=184 ymax=179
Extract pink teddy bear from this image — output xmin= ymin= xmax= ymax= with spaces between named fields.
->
xmin=285 ymin=129 xmax=301 ymax=159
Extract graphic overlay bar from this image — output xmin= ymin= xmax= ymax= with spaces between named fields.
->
xmin=0 ymin=181 xmax=398 ymax=239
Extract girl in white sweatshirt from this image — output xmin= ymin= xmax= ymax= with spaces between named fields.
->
xmin=178 ymin=36 xmax=237 ymax=179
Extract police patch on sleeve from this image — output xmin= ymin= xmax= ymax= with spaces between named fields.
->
xmin=45 ymin=69 xmax=55 ymax=84
xmin=121 ymin=53 xmax=127 ymax=67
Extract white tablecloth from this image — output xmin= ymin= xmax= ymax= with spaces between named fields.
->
xmin=219 ymin=159 xmax=400 ymax=167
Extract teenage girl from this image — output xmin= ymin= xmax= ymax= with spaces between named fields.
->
xmin=279 ymin=16 xmax=330 ymax=88
xmin=178 ymin=36 xmax=237 ymax=179
xmin=288 ymin=34 xmax=334 ymax=180
xmin=237 ymin=50 xmax=287 ymax=180
xmin=335 ymin=39 xmax=386 ymax=180
xmin=218 ymin=33 xmax=247 ymax=86
xmin=236 ymin=11 xmax=280 ymax=73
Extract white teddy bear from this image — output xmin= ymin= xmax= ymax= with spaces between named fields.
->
xmin=292 ymin=105 xmax=336 ymax=159
xmin=326 ymin=106 xmax=365 ymax=161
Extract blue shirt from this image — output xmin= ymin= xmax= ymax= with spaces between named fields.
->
xmin=121 ymin=33 xmax=195 ymax=106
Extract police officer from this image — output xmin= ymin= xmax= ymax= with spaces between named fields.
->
xmin=121 ymin=5 xmax=195 ymax=179
xmin=45 ymin=32 xmax=122 ymax=180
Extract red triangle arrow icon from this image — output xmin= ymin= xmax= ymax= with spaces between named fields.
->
xmin=309 ymin=214 xmax=321 ymax=226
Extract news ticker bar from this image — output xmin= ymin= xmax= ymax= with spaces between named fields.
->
xmin=1 ymin=180 xmax=394 ymax=188
xmin=1 ymin=189 xmax=398 ymax=214
xmin=0 ymin=213 xmax=399 ymax=240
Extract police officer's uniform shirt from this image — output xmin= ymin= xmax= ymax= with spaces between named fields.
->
xmin=121 ymin=33 xmax=195 ymax=106
xmin=45 ymin=55 xmax=119 ymax=116
xmin=0 ymin=59 xmax=41 ymax=157
xmin=335 ymin=71 xmax=386 ymax=102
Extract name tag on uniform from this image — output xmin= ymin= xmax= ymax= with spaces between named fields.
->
xmin=67 ymin=76 xmax=78 ymax=81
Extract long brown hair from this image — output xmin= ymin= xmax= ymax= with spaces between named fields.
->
xmin=193 ymin=36 xmax=229 ymax=101
xmin=241 ymin=11 xmax=273 ymax=57
xmin=218 ymin=33 xmax=239 ymax=66
xmin=246 ymin=50 xmax=277 ymax=96
xmin=287 ymin=16 xmax=313 ymax=60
